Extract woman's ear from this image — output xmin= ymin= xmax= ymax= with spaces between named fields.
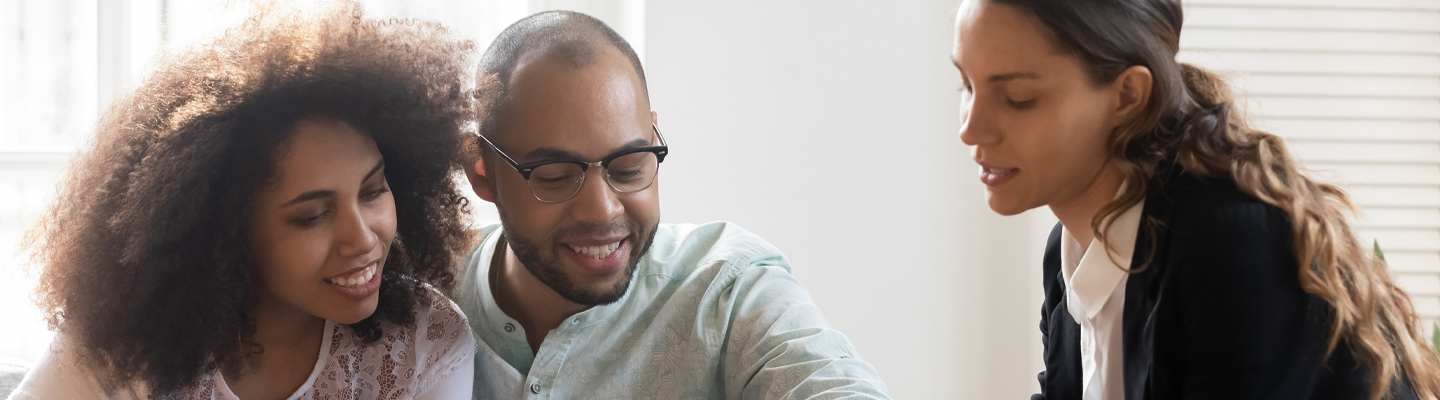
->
xmin=463 ymin=135 xmax=497 ymax=203
xmin=1113 ymin=65 xmax=1154 ymax=122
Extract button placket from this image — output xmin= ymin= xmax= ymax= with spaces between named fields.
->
xmin=525 ymin=326 xmax=575 ymax=399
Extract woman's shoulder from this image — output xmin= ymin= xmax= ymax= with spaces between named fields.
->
xmin=7 ymin=337 xmax=147 ymax=400
xmin=1152 ymin=170 xmax=1290 ymax=238
xmin=315 ymin=286 xmax=475 ymax=396
xmin=407 ymin=285 xmax=475 ymax=353
xmin=329 ymin=285 xmax=474 ymax=358
xmin=1150 ymin=170 xmax=1301 ymax=290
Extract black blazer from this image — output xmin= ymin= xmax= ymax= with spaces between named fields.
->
xmin=1033 ymin=166 xmax=1418 ymax=400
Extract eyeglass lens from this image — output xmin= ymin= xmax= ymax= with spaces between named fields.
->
xmin=528 ymin=151 xmax=659 ymax=202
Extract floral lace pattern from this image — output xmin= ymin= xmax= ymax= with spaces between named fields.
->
xmin=10 ymin=288 xmax=474 ymax=400
xmin=199 ymin=288 xmax=474 ymax=400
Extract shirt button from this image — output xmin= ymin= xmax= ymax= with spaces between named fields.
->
xmin=530 ymin=382 xmax=541 ymax=394
xmin=503 ymin=323 xmax=515 ymax=333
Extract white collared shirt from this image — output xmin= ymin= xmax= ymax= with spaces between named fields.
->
xmin=1060 ymin=198 xmax=1145 ymax=400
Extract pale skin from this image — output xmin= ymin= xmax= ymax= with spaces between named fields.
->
xmin=953 ymin=0 xmax=1153 ymax=247
xmin=465 ymin=46 xmax=660 ymax=353
xmin=226 ymin=118 xmax=396 ymax=399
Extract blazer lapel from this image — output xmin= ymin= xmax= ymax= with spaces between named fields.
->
xmin=1043 ymin=224 xmax=1085 ymax=400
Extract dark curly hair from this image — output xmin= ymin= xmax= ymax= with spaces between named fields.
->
xmin=23 ymin=2 xmax=475 ymax=395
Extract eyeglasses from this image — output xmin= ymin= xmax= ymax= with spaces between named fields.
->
xmin=477 ymin=125 xmax=669 ymax=203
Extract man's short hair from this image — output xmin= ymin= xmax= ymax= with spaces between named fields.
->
xmin=476 ymin=10 xmax=648 ymax=139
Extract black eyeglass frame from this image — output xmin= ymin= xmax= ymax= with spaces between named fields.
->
xmin=476 ymin=124 xmax=669 ymax=200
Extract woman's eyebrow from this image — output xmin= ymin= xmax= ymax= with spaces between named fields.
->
xmin=361 ymin=159 xmax=385 ymax=182
xmin=282 ymin=159 xmax=386 ymax=207
xmin=284 ymin=190 xmax=334 ymax=207
xmin=987 ymin=72 xmax=1041 ymax=83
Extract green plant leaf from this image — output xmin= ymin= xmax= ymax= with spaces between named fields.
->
xmin=1373 ymin=239 xmax=1386 ymax=262
xmin=1433 ymin=322 xmax=1439 ymax=354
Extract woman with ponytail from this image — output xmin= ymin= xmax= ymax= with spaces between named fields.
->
xmin=951 ymin=0 xmax=1440 ymax=399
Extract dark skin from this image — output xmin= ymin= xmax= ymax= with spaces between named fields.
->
xmin=224 ymin=318 xmax=322 ymax=400
xmin=466 ymin=46 xmax=660 ymax=354
xmin=226 ymin=118 xmax=396 ymax=398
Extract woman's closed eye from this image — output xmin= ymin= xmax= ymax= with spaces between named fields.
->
xmin=1007 ymin=98 xmax=1037 ymax=110
xmin=361 ymin=185 xmax=390 ymax=202
xmin=291 ymin=209 xmax=331 ymax=227
xmin=286 ymin=184 xmax=386 ymax=228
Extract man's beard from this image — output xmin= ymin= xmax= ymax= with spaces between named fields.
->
xmin=497 ymin=208 xmax=657 ymax=306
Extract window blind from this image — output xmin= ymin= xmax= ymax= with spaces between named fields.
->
xmin=1180 ymin=0 xmax=1440 ymax=329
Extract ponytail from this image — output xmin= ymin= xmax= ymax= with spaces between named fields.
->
xmin=1111 ymin=63 xmax=1440 ymax=400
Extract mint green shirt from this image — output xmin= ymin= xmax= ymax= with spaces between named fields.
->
xmin=457 ymin=221 xmax=889 ymax=399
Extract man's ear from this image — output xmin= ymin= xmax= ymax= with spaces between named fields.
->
xmin=463 ymin=135 xmax=497 ymax=203
xmin=651 ymin=110 xmax=658 ymax=126
xmin=1112 ymin=65 xmax=1153 ymax=123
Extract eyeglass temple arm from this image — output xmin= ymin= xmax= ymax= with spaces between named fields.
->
xmin=474 ymin=132 xmax=524 ymax=169
xmin=652 ymin=124 xmax=667 ymax=147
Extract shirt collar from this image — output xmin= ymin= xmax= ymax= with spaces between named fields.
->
xmin=471 ymin=227 xmax=534 ymax=373
xmin=1060 ymin=193 xmax=1145 ymax=320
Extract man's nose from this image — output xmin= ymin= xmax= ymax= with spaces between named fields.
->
xmin=569 ymin=168 xmax=625 ymax=224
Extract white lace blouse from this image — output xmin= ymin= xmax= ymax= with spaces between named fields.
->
xmin=8 ymin=289 xmax=476 ymax=400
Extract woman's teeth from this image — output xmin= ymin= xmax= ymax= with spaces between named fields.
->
xmin=568 ymin=242 xmax=620 ymax=259
xmin=326 ymin=265 xmax=376 ymax=288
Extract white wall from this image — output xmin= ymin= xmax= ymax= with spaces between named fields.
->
xmin=4 ymin=0 xmax=1433 ymax=396
xmin=0 ymin=1 xmax=1059 ymax=396
xmin=644 ymin=1 xmax=1051 ymax=398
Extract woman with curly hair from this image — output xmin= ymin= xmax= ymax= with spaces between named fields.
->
xmin=952 ymin=0 xmax=1440 ymax=399
xmin=9 ymin=3 xmax=478 ymax=399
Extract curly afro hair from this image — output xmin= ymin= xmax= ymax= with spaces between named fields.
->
xmin=24 ymin=2 xmax=476 ymax=395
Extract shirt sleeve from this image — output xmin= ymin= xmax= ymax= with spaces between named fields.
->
xmin=718 ymin=262 xmax=890 ymax=400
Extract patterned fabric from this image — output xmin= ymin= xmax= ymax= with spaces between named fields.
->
xmin=458 ymin=221 xmax=890 ymax=400
xmin=8 ymin=287 xmax=476 ymax=400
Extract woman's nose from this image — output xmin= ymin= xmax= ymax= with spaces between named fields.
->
xmin=957 ymin=98 xmax=997 ymax=146
xmin=334 ymin=204 xmax=381 ymax=257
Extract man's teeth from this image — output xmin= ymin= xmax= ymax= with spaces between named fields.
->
xmin=326 ymin=265 xmax=376 ymax=288
xmin=568 ymin=242 xmax=620 ymax=259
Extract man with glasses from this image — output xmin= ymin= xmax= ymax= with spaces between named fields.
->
xmin=457 ymin=10 xmax=889 ymax=399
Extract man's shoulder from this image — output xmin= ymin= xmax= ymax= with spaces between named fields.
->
xmin=459 ymin=223 xmax=502 ymax=273
xmin=643 ymin=221 xmax=791 ymax=277
xmin=472 ymin=222 xmax=503 ymax=242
